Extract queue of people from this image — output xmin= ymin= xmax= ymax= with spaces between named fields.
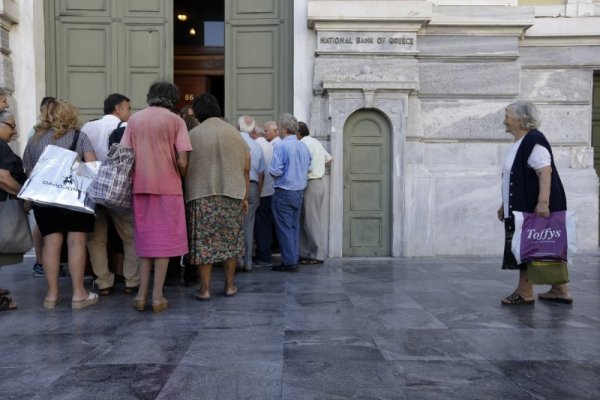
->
xmin=0 ymin=83 xmax=574 ymax=312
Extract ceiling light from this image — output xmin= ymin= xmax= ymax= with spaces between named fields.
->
xmin=177 ymin=14 xmax=188 ymax=21
xmin=189 ymin=28 xmax=196 ymax=36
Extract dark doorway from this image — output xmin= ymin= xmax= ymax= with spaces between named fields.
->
xmin=174 ymin=0 xmax=225 ymax=114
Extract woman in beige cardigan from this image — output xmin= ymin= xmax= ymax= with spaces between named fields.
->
xmin=184 ymin=93 xmax=250 ymax=301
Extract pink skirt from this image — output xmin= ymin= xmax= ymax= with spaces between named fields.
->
xmin=132 ymin=194 xmax=188 ymax=258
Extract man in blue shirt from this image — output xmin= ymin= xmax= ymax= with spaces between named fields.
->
xmin=237 ymin=115 xmax=265 ymax=272
xmin=269 ymin=114 xmax=311 ymax=271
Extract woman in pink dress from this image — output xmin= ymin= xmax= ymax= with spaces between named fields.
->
xmin=121 ymin=81 xmax=192 ymax=313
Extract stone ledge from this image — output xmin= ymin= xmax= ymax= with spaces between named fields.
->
xmin=307 ymin=1 xmax=432 ymax=31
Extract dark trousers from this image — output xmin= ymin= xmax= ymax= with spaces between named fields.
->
xmin=272 ymin=189 xmax=304 ymax=266
xmin=254 ymin=195 xmax=273 ymax=262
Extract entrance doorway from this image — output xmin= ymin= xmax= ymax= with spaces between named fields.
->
xmin=174 ymin=0 xmax=225 ymax=114
xmin=343 ymin=110 xmax=392 ymax=256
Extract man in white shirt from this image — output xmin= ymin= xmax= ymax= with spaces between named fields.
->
xmin=238 ymin=115 xmax=266 ymax=272
xmin=252 ymin=123 xmax=275 ymax=267
xmin=265 ymin=120 xmax=281 ymax=147
xmin=82 ymin=93 xmax=139 ymax=294
xmin=297 ymin=121 xmax=332 ymax=264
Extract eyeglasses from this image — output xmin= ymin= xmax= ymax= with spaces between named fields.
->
xmin=1 ymin=121 xmax=16 ymax=130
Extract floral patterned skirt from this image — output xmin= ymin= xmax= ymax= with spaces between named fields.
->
xmin=502 ymin=217 xmax=527 ymax=270
xmin=186 ymin=196 xmax=244 ymax=265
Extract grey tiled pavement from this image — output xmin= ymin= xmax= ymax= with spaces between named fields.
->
xmin=1 ymin=252 xmax=599 ymax=399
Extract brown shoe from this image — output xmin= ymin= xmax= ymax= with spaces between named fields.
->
xmin=123 ymin=286 xmax=139 ymax=294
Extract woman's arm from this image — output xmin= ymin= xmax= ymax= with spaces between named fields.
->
xmin=83 ymin=151 xmax=97 ymax=162
xmin=0 ymin=169 xmax=22 ymax=196
xmin=242 ymin=151 xmax=250 ymax=214
xmin=176 ymin=151 xmax=189 ymax=177
xmin=534 ymin=165 xmax=552 ymax=217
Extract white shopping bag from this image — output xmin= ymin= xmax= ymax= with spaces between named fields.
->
xmin=18 ymin=145 xmax=101 ymax=214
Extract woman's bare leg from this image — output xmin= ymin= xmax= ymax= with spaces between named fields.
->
xmin=197 ymin=264 xmax=212 ymax=298
xmin=136 ymin=257 xmax=152 ymax=302
xmin=152 ymin=257 xmax=169 ymax=304
xmin=67 ymin=232 xmax=89 ymax=301
xmin=42 ymin=233 xmax=63 ymax=302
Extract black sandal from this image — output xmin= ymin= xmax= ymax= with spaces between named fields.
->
xmin=0 ymin=295 xmax=17 ymax=311
xmin=98 ymin=286 xmax=114 ymax=296
xmin=501 ymin=292 xmax=535 ymax=305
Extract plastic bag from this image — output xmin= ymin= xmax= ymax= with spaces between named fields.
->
xmin=511 ymin=210 xmax=577 ymax=265
xmin=18 ymin=145 xmax=100 ymax=214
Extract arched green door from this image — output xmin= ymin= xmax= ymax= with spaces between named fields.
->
xmin=343 ymin=110 xmax=392 ymax=257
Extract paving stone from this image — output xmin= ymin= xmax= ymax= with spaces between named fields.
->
xmin=0 ymin=252 xmax=598 ymax=399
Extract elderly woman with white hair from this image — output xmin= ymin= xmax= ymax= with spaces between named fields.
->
xmin=498 ymin=100 xmax=572 ymax=305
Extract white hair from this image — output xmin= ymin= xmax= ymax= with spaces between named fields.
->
xmin=506 ymin=101 xmax=541 ymax=130
xmin=237 ymin=115 xmax=256 ymax=133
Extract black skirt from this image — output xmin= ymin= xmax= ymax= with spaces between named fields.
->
xmin=33 ymin=205 xmax=95 ymax=236
xmin=502 ymin=216 xmax=527 ymax=270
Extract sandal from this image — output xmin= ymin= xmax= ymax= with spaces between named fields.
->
xmin=300 ymin=259 xmax=324 ymax=265
xmin=501 ymin=292 xmax=535 ymax=305
xmin=98 ymin=286 xmax=114 ymax=296
xmin=123 ymin=286 xmax=139 ymax=294
xmin=152 ymin=299 xmax=168 ymax=313
xmin=43 ymin=297 xmax=61 ymax=310
xmin=71 ymin=292 xmax=99 ymax=310
xmin=224 ymin=286 xmax=238 ymax=297
xmin=194 ymin=291 xmax=211 ymax=302
xmin=132 ymin=298 xmax=146 ymax=311
xmin=538 ymin=292 xmax=573 ymax=304
xmin=0 ymin=295 xmax=17 ymax=311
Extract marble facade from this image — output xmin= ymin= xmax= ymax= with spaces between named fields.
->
xmin=305 ymin=0 xmax=600 ymax=257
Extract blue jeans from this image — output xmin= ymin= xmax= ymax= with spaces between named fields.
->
xmin=271 ymin=189 xmax=304 ymax=266
xmin=254 ymin=195 xmax=273 ymax=262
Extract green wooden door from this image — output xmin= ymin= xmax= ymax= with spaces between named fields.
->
xmin=343 ymin=111 xmax=392 ymax=257
xmin=45 ymin=0 xmax=173 ymax=122
xmin=225 ymin=0 xmax=292 ymax=124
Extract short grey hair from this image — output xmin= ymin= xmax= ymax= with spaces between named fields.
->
xmin=146 ymin=81 xmax=180 ymax=111
xmin=278 ymin=113 xmax=298 ymax=135
xmin=506 ymin=101 xmax=541 ymax=131
xmin=255 ymin=125 xmax=266 ymax=137
xmin=264 ymin=121 xmax=277 ymax=131
xmin=237 ymin=115 xmax=256 ymax=133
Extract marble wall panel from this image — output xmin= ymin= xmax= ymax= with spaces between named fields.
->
xmin=419 ymin=62 xmax=519 ymax=96
xmin=309 ymin=95 xmax=331 ymax=139
xmin=537 ymin=104 xmax=591 ymax=144
xmin=561 ymin=169 xmax=599 ymax=250
xmin=420 ymin=100 xmax=508 ymax=140
xmin=422 ymin=165 xmax=598 ymax=255
xmin=423 ymin=143 xmax=502 ymax=167
xmin=406 ymin=140 xmax=424 ymax=164
xmin=417 ymin=35 xmax=519 ymax=58
xmin=520 ymin=69 xmax=593 ymax=103
xmin=407 ymin=94 xmax=424 ymax=138
xmin=549 ymin=146 xmax=595 ymax=170
xmin=552 ymin=147 xmax=573 ymax=170
xmin=404 ymin=165 xmax=435 ymax=257
xmin=430 ymin=166 xmax=504 ymax=255
xmin=570 ymin=146 xmax=594 ymax=169
xmin=313 ymin=57 xmax=418 ymax=92
xmin=519 ymin=46 xmax=600 ymax=67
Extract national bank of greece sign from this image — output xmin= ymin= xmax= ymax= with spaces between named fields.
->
xmin=316 ymin=31 xmax=417 ymax=54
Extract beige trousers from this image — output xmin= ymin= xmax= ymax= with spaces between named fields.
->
xmin=299 ymin=178 xmax=326 ymax=260
xmin=86 ymin=207 xmax=139 ymax=289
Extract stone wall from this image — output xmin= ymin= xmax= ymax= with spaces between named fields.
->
xmin=307 ymin=1 xmax=599 ymax=257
